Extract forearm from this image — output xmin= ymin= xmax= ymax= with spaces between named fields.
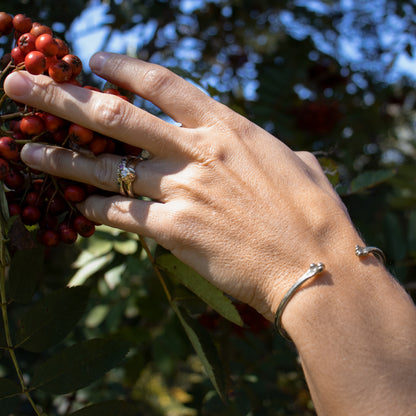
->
xmin=282 ymin=252 xmax=416 ymax=415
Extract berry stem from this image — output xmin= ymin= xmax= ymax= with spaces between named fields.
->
xmin=0 ymin=59 xmax=14 ymax=81
xmin=0 ymin=108 xmax=33 ymax=121
xmin=138 ymin=235 xmax=172 ymax=304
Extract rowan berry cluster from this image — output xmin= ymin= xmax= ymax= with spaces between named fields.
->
xmin=0 ymin=12 xmax=141 ymax=247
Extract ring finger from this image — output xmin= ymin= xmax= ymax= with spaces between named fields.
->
xmin=21 ymin=142 xmax=164 ymax=200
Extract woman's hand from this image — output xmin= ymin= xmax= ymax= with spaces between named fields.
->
xmin=4 ymin=52 xmax=362 ymax=321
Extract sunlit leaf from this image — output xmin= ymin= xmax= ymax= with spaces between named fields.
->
xmin=157 ymin=254 xmax=243 ymax=326
xmin=68 ymin=252 xmax=114 ymax=286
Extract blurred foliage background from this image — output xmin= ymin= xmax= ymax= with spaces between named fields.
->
xmin=1 ymin=0 xmax=416 ymax=415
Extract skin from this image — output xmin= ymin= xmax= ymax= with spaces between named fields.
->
xmin=4 ymin=52 xmax=416 ymax=415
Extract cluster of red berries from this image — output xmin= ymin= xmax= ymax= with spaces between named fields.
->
xmin=0 ymin=12 xmax=141 ymax=247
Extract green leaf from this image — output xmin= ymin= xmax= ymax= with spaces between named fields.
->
xmin=69 ymin=400 xmax=139 ymax=416
xmin=0 ymin=378 xmax=21 ymax=416
xmin=156 ymin=254 xmax=243 ymax=326
xmin=318 ymin=157 xmax=340 ymax=187
xmin=68 ymin=252 xmax=114 ymax=287
xmin=8 ymin=246 xmax=44 ymax=303
xmin=15 ymin=286 xmax=90 ymax=352
xmin=32 ymin=337 xmax=130 ymax=394
xmin=348 ymin=169 xmax=396 ymax=194
xmin=113 ymin=238 xmax=138 ymax=255
xmin=172 ymin=304 xmax=226 ymax=400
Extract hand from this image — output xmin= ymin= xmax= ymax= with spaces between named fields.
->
xmin=4 ymin=52 xmax=363 ymax=320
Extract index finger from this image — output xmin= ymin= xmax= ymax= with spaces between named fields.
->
xmin=4 ymin=70 xmax=180 ymax=156
xmin=89 ymin=52 xmax=232 ymax=128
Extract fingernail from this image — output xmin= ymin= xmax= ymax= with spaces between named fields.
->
xmin=89 ymin=52 xmax=111 ymax=73
xmin=20 ymin=143 xmax=44 ymax=168
xmin=4 ymin=71 xmax=34 ymax=98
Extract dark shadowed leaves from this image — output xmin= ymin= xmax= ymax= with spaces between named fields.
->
xmin=31 ymin=337 xmax=130 ymax=394
xmin=8 ymin=246 xmax=44 ymax=304
xmin=69 ymin=400 xmax=139 ymax=416
xmin=0 ymin=378 xmax=21 ymax=416
xmin=15 ymin=286 xmax=90 ymax=352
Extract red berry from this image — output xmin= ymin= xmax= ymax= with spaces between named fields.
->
xmin=4 ymin=170 xmax=25 ymax=190
xmin=123 ymin=143 xmax=142 ymax=157
xmin=25 ymin=191 xmax=42 ymax=207
xmin=64 ymin=184 xmax=86 ymax=203
xmin=43 ymin=113 xmax=66 ymax=133
xmin=21 ymin=205 xmax=41 ymax=225
xmin=30 ymin=24 xmax=52 ymax=38
xmin=31 ymin=178 xmax=45 ymax=192
xmin=0 ymin=137 xmax=19 ymax=161
xmin=24 ymin=50 xmax=46 ymax=75
xmin=83 ymin=85 xmax=100 ymax=92
xmin=0 ymin=158 xmax=10 ymax=180
xmin=48 ymin=59 xmax=72 ymax=83
xmin=11 ymin=46 xmax=26 ymax=65
xmin=61 ymin=54 xmax=82 ymax=77
xmin=105 ymin=138 xmax=116 ymax=154
xmin=55 ymin=38 xmax=69 ymax=58
xmin=89 ymin=135 xmax=108 ymax=155
xmin=39 ymin=213 xmax=59 ymax=230
xmin=0 ymin=12 xmax=13 ymax=35
xmin=39 ymin=229 xmax=60 ymax=247
xmin=68 ymin=124 xmax=94 ymax=145
xmin=35 ymin=33 xmax=58 ymax=57
xmin=44 ymin=55 xmax=58 ymax=71
xmin=47 ymin=195 xmax=66 ymax=215
xmin=52 ymin=129 xmax=67 ymax=144
xmin=8 ymin=203 xmax=22 ymax=217
xmin=12 ymin=14 xmax=32 ymax=34
xmin=58 ymin=223 xmax=78 ymax=244
xmin=73 ymin=215 xmax=95 ymax=237
xmin=17 ymin=33 xmax=36 ymax=55
xmin=20 ymin=115 xmax=45 ymax=136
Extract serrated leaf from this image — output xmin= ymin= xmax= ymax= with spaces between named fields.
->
xmin=157 ymin=254 xmax=243 ymax=326
xmin=8 ymin=246 xmax=44 ymax=304
xmin=32 ymin=337 xmax=130 ymax=394
xmin=0 ymin=378 xmax=21 ymax=416
xmin=15 ymin=286 xmax=90 ymax=352
xmin=68 ymin=252 xmax=114 ymax=287
xmin=349 ymin=169 xmax=395 ymax=194
xmin=172 ymin=304 xmax=226 ymax=400
xmin=69 ymin=400 xmax=139 ymax=416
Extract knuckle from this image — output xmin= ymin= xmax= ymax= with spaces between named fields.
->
xmin=92 ymin=95 xmax=127 ymax=130
xmin=141 ymin=65 xmax=175 ymax=99
xmin=93 ymin=156 xmax=118 ymax=190
xmin=33 ymin=76 xmax=62 ymax=108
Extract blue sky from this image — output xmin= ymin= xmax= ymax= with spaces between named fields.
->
xmin=66 ymin=0 xmax=416 ymax=86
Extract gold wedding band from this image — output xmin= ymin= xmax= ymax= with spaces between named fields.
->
xmin=117 ymin=156 xmax=141 ymax=198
